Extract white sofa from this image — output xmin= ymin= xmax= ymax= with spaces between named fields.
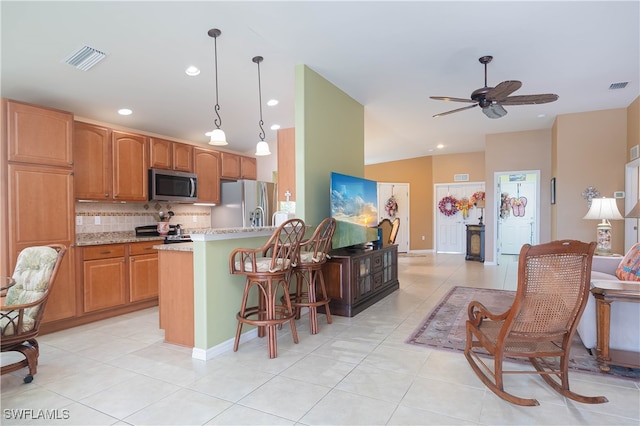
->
xmin=576 ymin=255 xmax=640 ymax=353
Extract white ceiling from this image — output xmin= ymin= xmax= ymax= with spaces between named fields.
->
xmin=2 ymin=1 xmax=638 ymax=165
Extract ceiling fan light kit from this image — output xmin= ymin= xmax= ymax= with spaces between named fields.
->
xmin=431 ymin=55 xmax=559 ymax=119
xmin=208 ymin=28 xmax=228 ymax=146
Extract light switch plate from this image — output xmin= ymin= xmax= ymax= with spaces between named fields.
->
xmin=94 ymin=216 xmax=101 ymax=225
xmin=76 ymin=216 xmax=82 ymax=225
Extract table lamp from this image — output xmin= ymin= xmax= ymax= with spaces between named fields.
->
xmin=583 ymin=197 xmax=624 ymax=255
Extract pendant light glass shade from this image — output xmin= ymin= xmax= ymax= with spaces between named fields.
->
xmin=208 ymin=128 xmax=227 ymax=145
xmin=255 ymin=141 xmax=271 ymax=156
xmin=252 ymin=55 xmax=270 ymax=156
xmin=208 ymin=28 xmax=228 ymax=146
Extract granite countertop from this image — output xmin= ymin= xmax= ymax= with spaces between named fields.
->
xmin=154 ymin=242 xmax=194 ymax=252
xmin=77 ymin=226 xmax=280 ymax=247
xmin=76 ymin=232 xmax=164 ymax=246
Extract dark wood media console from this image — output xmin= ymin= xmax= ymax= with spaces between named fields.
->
xmin=321 ymin=244 xmax=399 ymax=317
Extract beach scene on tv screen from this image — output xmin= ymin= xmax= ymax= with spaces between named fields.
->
xmin=330 ymin=172 xmax=378 ymax=227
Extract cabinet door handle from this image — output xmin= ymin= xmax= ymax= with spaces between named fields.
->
xmin=130 ymin=258 xmax=135 ymax=262
xmin=105 ymin=193 xmax=110 ymax=198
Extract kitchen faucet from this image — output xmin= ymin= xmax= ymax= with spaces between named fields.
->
xmin=254 ymin=206 xmax=265 ymax=227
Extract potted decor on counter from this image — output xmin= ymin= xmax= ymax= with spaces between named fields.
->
xmin=155 ymin=211 xmax=174 ymax=236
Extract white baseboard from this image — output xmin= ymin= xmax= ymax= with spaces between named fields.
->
xmin=191 ymin=328 xmax=258 ymax=360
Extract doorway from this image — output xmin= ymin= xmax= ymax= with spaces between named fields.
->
xmin=494 ymin=171 xmax=540 ymax=263
xmin=435 ymin=182 xmax=485 ymax=253
xmin=377 ymin=183 xmax=409 ymax=253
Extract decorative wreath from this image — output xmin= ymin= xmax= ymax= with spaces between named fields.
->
xmin=385 ymin=195 xmax=398 ymax=218
xmin=438 ymin=195 xmax=459 ymax=217
xmin=470 ymin=191 xmax=485 ymax=206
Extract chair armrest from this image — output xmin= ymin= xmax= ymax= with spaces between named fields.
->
xmin=591 ymin=255 xmax=622 ymax=275
xmin=467 ymin=300 xmax=510 ymax=326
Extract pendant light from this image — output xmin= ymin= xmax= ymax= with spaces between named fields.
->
xmin=253 ymin=55 xmax=271 ymax=156
xmin=207 ymin=28 xmax=227 ymax=146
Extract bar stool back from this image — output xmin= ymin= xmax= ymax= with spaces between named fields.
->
xmin=289 ymin=217 xmax=336 ymax=334
xmin=229 ymin=218 xmax=306 ymax=358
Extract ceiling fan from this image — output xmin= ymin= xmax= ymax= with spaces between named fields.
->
xmin=430 ymin=56 xmax=558 ymax=119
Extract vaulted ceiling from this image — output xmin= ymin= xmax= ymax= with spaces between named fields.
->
xmin=2 ymin=1 xmax=638 ymax=164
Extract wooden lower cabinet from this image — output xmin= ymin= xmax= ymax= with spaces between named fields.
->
xmin=129 ymin=241 xmax=159 ymax=302
xmin=321 ymin=245 xmax=399 ymax=317
xmin=82 ymin=244 xmax=127 ymax=313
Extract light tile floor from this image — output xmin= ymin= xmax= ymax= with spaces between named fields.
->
xmin=1 ymin=253 xmax=639 ymax=425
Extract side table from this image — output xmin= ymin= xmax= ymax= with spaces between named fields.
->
xmin=590 ymin=280 xmax=640 ymax=371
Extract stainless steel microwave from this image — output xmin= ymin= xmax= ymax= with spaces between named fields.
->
xmin=148 ymin=168 xmax=197 ymax=202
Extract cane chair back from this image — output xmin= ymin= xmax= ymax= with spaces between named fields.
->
xmin=464 ymin=240 xmax=608 ymax=406
xmin=1 ymin=244 xmax=67 ymax=383
xmin=389 ymin=218 xmax=400 ymax=245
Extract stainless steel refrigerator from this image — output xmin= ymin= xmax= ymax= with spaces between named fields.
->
xmin=211 ymin=180 xmax=276 ymax=228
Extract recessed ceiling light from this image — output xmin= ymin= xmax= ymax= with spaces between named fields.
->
xmin=267 ymin=99 xmax=278 ymax=106
xmin=118 ymin=108 xmax=132 ymax=116
xmin=436 ymin=144 xmax=444 ymax=149
xmin=537 ymin=113 xmax=546 ymax=118
xmin=270 ymin=124 xmax=280 ymax=130
xmin=185 ymin=66 xmax=200 ymax=76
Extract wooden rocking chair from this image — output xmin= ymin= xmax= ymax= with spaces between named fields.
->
xmin=1 ymin=244 xmax=66 ymax=383
xmin=464 ymin=240 xmax=608 ymax=406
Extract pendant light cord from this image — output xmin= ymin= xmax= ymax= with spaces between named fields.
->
xmin=209 ymin=29 xmax=223 ymax=129
xmin=253 ymin=56 xmax=265 ymax=141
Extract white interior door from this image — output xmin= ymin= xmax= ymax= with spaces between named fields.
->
xmin=499 ymin=181 xmax=537 ymax=254
xmin=435 ymin=183 xmax=485 ymax=253
xmin=377 ymin=183 xmax=409 ymax=252
xmin=625 ymin=159 xmax=640 ymax=252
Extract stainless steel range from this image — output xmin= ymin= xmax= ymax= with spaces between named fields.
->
xmin=134 ymin=225 xmax=192 ymax=244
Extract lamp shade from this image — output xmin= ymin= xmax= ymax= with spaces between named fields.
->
xmin=255 ymin=141 xmax=271 ymax=156
xmin=583 ymin=197 xmax=624 ymax=220
xmin=208 ymin=128 xmax=228 ymax=146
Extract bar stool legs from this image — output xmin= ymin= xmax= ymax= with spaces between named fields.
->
xmin=234 ymin=275 xmax=299 ymax=358
xmin=292 ymin=263 xmax=332 ymax=335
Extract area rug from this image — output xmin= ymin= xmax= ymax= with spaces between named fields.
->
xmin=406 ymin=286 xmax=640 ymax=381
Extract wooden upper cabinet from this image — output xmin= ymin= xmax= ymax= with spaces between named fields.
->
xmin=149 ymin=138 xmax=172 ymax=169
xmin=277 ymin=127 xmax=296 ymax=201
xmin=173 ymin=143 xmax=193 ymax=172
xmin=6 ymin=99 xmax=73 ymax=167
xmin=149 ymin=138 xmax=194 ymax=172
xmin=112 ymin=131 xmax=148 ymax=201
xmin=241 ymin=156 xmax=257 ymax=180
xmin=194 ymin=148 xmax=220 ymax=204
xmin=74 ymin=122 xmax=112 ymax=200
xmin=220 ymin=152 xmax=241 ymax=179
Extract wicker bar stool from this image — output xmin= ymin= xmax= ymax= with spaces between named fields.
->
xmin=288 ymin=217 xmax=336 ymax=334
xmin=229 ymin=218 xmax=306 ymax=358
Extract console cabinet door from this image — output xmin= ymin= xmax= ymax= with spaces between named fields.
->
xmin=7 ymin=100 xmax=73 ymax=167
xmin=149 ymin=137 xmax=172 ymax=169
xmin=112 ymin=131 xmax=148 ymax=201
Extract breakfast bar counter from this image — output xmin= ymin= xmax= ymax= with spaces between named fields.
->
xmin=155 ymin=227 xmax=282 ymax=357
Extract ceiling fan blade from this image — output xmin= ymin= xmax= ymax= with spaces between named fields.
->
xmin=500 ymin=94 xmax=559 ymax=105
xmin=482 ymin=103 xmax=508 ymax=119
xmin=486 ymin=80 xmax=522 ymax=101
xmin=433 ymin=104 xmax=478 ymax=118
xmin=430 ymin=96 xmax=475 ymax=103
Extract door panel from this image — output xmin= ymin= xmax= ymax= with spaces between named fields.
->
xmin=435 ymin=183 xmax=484 ymax=253
xmin=499 ymin=181 xmax=536 ymax=254
xmin=377 ymin=183 xmax=409 ymax=252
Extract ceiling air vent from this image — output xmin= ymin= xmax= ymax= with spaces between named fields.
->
xmin=609 ymin=82 xmax=628 ymax=90
xmin=63 ymin=45 xmax=106 ymax=71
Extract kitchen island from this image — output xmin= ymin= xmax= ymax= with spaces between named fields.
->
xmin=156 ymin=227 xmax=280 ymax=359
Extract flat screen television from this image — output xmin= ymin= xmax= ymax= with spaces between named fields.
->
xmin=330 ymin=172 xmax=379 ymax=249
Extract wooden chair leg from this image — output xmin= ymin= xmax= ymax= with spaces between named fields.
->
xmin=317 ymin=268 xmax=332 ymax=325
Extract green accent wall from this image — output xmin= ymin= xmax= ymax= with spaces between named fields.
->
xmin=295 ymin=65 xmax=365 ymax=227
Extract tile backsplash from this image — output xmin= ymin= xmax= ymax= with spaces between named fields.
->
xmin=75 ymin=202 xmax=211 ymax=233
